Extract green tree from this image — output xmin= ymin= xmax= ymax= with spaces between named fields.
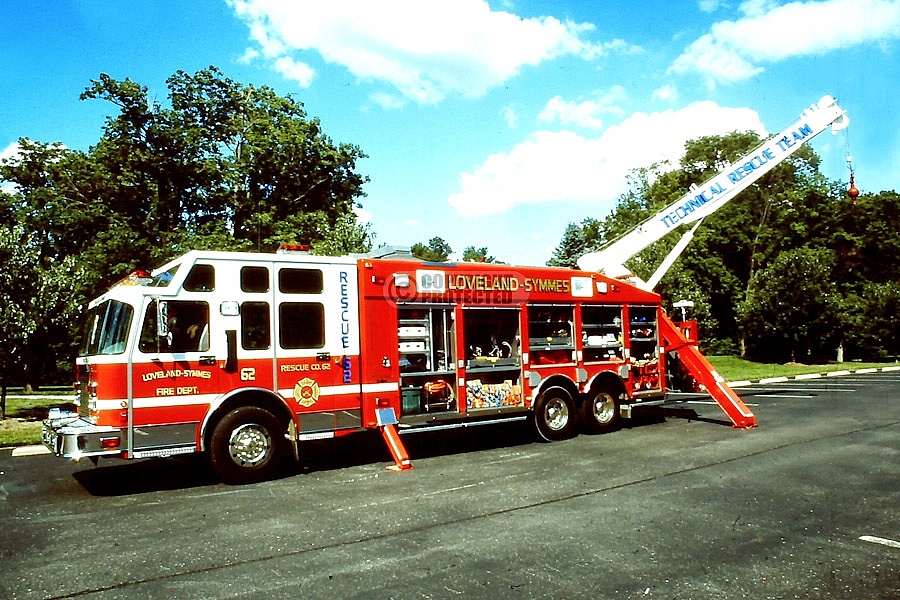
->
xmin=0 ymin=66 xmax=372 ymax=385
xmin=0 ymin=224 xmax=86 ymax=403
xmin=547 ymin=222 xmax=588 ymax=268
xmin=738 ymin=247 xmax=841 ymax=362
xmin=563 ymin=129 xmax=891 ymax=360
xmin=411 ymin=237 xmax=452 ymax=262
xmin=80 ymin=67 xmax=371 ymax=260
xmin=577 ymin=132 xmax=837 ymax=357
xmin=840 ymin=282 xmax=900 ymax=360
xmin=462 ymin=246 xmax=498 ymax=263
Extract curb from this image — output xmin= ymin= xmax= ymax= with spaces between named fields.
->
xmin=726 ymin=364 xmax=900 ymax=387
xmin=10 ymin=445 xmax=51 ymax=457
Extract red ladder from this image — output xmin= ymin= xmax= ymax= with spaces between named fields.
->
xmin=658 ymin=313 xmax=758 ymax=429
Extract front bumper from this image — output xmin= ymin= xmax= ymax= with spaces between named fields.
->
xmin=42 ymin=412 xmax=124 ymax=460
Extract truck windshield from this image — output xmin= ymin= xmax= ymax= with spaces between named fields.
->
xmin=80 ymin=300 xmax=134 ymax=356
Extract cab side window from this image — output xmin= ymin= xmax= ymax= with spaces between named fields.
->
xmin=241 ymin=266 xmax=269 ymax=293
xmin=242 ymin=301 xmax=271 ymax=350
xmin=139 ymin=300 xmax=210 ymax=353
xmin=279 ymin=268 xmax=323 ymax=294
xmin=184 ymin=264 xmax=215 ymax=292
xmin=279 ymin=302 xmax=324 ymax=349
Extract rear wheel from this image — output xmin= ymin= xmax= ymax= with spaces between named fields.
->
xmin=532 ymin=386 xmax=577 ymax=441
xmin=209 ymin=406 xmax=288 ymax=484
xmin=580 ymin=385 xmax=622 ymax=434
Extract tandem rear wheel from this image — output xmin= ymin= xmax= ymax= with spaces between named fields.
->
xmin=209 ymin=406 xmax=290 ymax=484
xmin=579 ymin=384 xmax=622 ymax=434
xmin=532 ymin=386 xmax=578 ymax=442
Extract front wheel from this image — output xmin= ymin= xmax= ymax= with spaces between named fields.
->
xmin=532 ymin=386 xmax=577 ymax=442
xmin=580 ymin=385 xmax=622 ymax=434
xmin=209 ymin=406 xmax=289 ymax=484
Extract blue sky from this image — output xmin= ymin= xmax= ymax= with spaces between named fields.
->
xmin=2 ymin=0 xmax=898 ymax=265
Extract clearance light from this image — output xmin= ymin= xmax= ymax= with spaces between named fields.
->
xmin=277 ymin=244 xmax=311 ymax=254
xmin=127 ymin=269 xmax=153 ymax=284
xmin=100 ymin=437 xmax=121 ymax=450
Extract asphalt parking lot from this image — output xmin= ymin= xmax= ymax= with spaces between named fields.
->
xmin=1 ymin=370 xmax=898 ymax=599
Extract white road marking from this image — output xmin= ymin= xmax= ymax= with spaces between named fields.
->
xmin=11 ymin=445 xmax=51 ymax=457
xmin=859 ymin=535 xmax=900 ymax=549
xmin=682 ymin=401 xmax=760 ymax=407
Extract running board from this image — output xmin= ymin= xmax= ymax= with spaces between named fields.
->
xmin=658 ymin=313 xmax=758 ymax=429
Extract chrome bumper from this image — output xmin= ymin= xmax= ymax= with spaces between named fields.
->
xmin=42 ymin=412 xmax=124 ymax=460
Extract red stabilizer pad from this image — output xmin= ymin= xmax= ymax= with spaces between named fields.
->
xmin=380 ymin=423 xmax=413 ymax=471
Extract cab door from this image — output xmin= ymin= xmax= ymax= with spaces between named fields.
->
xmin=130 ymin=292 xmax=218 ymax=456
xmin=274 ymin=261 xmax=361 ymax=436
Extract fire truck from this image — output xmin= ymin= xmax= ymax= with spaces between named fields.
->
xmin=42 ymin=246 xmax=752 ymax=483
xmin=43 ymin=95 xmax=849 ymax=484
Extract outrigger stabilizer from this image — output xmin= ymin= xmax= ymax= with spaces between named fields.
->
xmin=377 ymin=407 xmax=414 ymax=471
xmin=658 ymin=313 xmax=758 ymax=429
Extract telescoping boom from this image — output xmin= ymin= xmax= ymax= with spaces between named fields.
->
xmin=577 ymin=95 xmax=849 ymax=289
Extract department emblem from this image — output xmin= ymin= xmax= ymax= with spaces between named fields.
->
xmin=293 ymin=377 xmax=320 ymax=407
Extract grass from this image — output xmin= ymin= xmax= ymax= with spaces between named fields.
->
xmin=1 ymin=388 xmax=76 ymax=448
xmin=3 ymin=357 xmax=898 ymax=448
xmin=706 ymin=356 xmax=898 ymax=382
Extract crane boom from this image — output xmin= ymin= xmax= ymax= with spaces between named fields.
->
xmin=577 ymin=95 xmax=849 ymax=287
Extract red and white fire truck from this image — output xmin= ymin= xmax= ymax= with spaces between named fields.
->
xmin=45 ymin=95 xmax=850 ymax=483
xmin=42 ymin=246 xmax=753 ymax=483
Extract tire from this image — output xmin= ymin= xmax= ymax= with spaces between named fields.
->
xmin=209 ymin=406 xmax=289 ymax=484
xmin=532 ymin=386 xmax=577 ymax=442
xmin=580 ymin=385 xmax=622 ymax=434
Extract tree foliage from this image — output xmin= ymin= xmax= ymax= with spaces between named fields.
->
xmin=411 ymin=237 xmax=453 ymax=262
xmin=409 ymin=239 xmax=500 ymax=263
xmin=0 ymin=224 xmax=87 ymax=408
xmin=553 ymin=131 xmax=900 ymax=362
xmin=0 ymin=67 xmax=372 ymax=389
xmin=462 ymin=246 xmax=500 ymax=263
xmin=737 ymin=247 xmax=841 ymax=362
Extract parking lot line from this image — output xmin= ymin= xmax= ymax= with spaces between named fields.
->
xmin=11 ymin=446 xmax=51 ymax=457
xmin=859 ymin=535 xmax=900 ymax=549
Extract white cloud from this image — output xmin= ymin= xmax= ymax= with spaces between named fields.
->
xmin=227 ymin=0 xmax=612 ymax=103
xmin=238 ymin=47 xmax=260 ymax=64
xmin=537 ymin=86 xmax=627 ymax=131
xmin=0 ymin=141 xmax=21 ymax=164
xmin=273 ymin=56 xmax=315 ymax=87
xmin=0 ymin=141 xmax=21 ymax=194
xmin=502 ymin=106 xmax=518 ymax=128
xmin=652 ymin=84 xmax=678 ymax=103
xmin=353 ymin=204 xmax=373 ymax=225
xmin=0 ymin=141 xmax=40 ymax=195
xmin=448 ymin=102 xmax=765 ymax=217
xmin=671 ymin=0 xmax=900 ymax=85
xmin=368 ymin=91 xmax=406 ymax=110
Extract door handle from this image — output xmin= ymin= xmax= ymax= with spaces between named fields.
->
xmin=199 ymin=356 xmax=216 ymax=366
xmin=316 ymin=352 xmax=331 ymax=361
